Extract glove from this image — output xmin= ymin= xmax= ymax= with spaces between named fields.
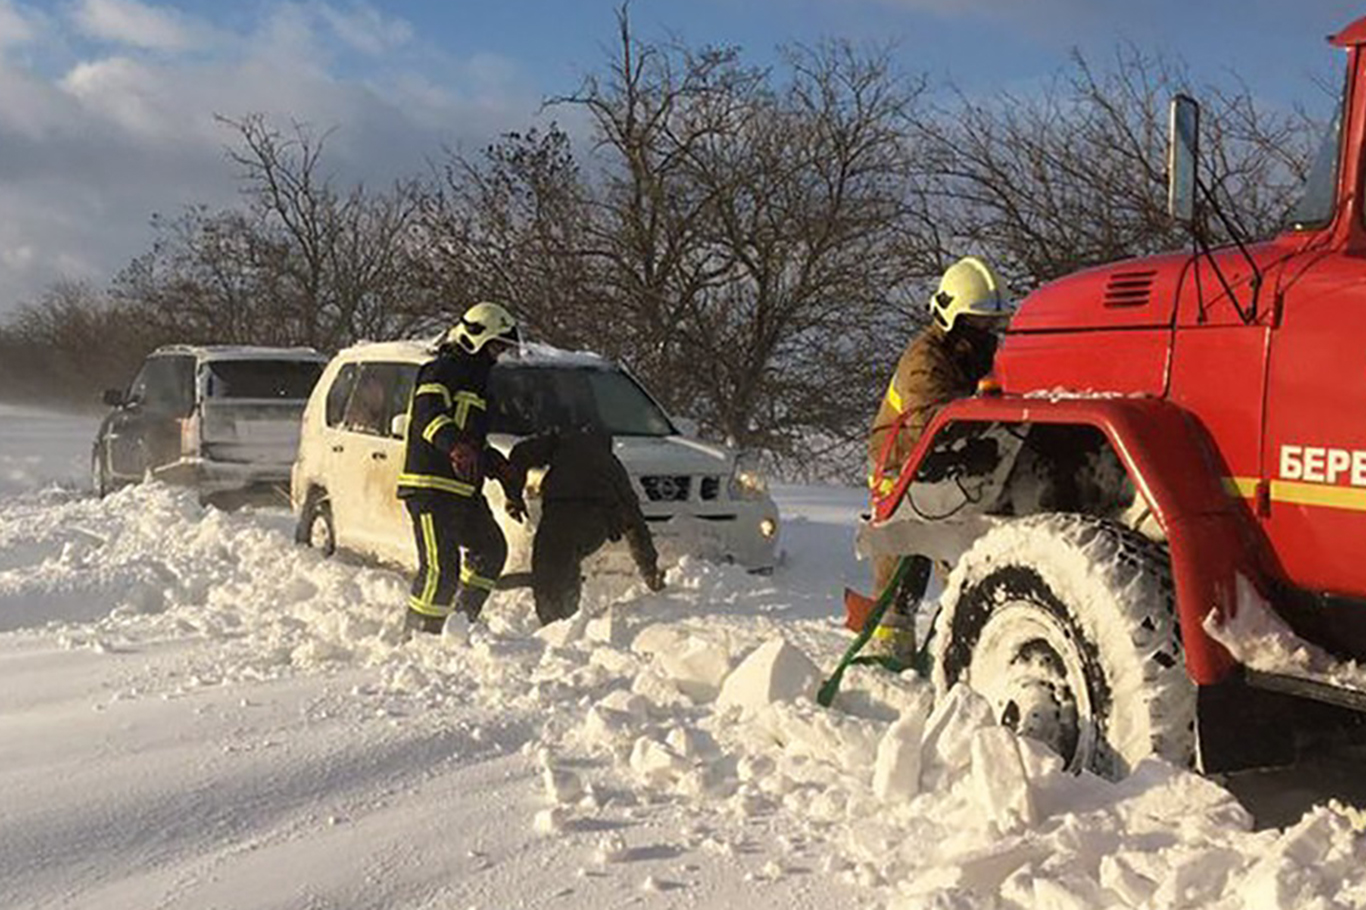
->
xmin=494 ymin=464 xmax=527 ymax=522
xmin=449 ymin=442 xmax=479 ymax=481
xmin=643 ymin=566 xmax=666 ymax=593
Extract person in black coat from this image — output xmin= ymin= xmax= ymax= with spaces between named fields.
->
xmin=398 ymin=302 xmax=522 ymax=635
xmin=505 ymin=423 xmax=665 ymax=625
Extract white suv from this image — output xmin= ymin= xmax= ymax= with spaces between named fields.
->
xmin=291 ymin=341 xmax=780 ymax=580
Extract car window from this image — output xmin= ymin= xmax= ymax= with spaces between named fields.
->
xmin=342 ymin=362 xmax=416 ymax=438
xmin=325 ymin=364 xmax=359 ymax=428
xmin=127 ymin=355 xmax=194 ymax=416
xmin=489 ymin=365 xmax=674 ymax=437
xmin=205 ymin=360 xmax=324 ymax=399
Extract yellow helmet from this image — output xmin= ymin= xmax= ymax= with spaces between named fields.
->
xmin=929 ymin=256 xmax=1013 ymax=332
xmin=446 ymin=302 xmax=520 ymax=355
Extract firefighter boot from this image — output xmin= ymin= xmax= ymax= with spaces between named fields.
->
xmin=404 ymin=608 xmax=446 ymax=637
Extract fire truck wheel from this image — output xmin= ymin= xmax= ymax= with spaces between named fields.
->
xmin=929 ymin=514 xmax=1193 ymax=779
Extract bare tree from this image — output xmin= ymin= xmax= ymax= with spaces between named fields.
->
xmin=553 ymin=6 xmax=760 ymax=388
xmin=418 ymin=126 xmax=597 ymax=347
xmin=1 ymin=282 xmax=153 ymax=406
xmin=217 ymin=113 xmax=425 ymax=348
xmin=913 ymin=46 xmax=1317 ymax=291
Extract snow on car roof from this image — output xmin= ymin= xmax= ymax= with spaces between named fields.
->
xmin=337 ymin=337 xmax=615 ymax=370
xmin=151 ymin=344 xmax=327 ymax=362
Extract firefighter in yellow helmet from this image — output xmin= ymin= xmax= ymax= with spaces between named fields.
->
xmin=864 ymin=256 xmax=1014 ymax=661
xmin=398 ymin=302 xmax=523 ymax=635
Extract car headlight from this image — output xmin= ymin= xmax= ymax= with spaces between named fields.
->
xmin=728 ymin=452 xmax=768 ymax=500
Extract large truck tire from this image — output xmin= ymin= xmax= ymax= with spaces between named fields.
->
xmin=930 ymin=513 xmax=1193 ymax=779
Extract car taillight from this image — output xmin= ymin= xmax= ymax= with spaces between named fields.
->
xmin=180 ymin=414 xmax=200 ymax=456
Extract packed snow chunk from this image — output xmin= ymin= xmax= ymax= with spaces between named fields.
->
xmin=873 ymin=711 xmax=926 ymax=802
xmin=629 ymin=736 xmax=689 ymax=785
xmin=1098 ymin=853 xmax=1157 ymax=906
xmin=584 ymin=607 xmax=625 ymax=646
xmin=656 ymin=635 xmax=733 ymax=703
xmin=832 ymin=663 xmax=933 ymax=723
xmin=534 ymin=615 xmax=581 ymax=648
xmin=941 ymin=839 xmax=1050 ymax=898
xmin=630 ymin=667 xmax=688 ymax=710
xmin=592 ymin=688 xmax=650 ymax=726
xmin=594 ymin=832 xmax=630 ymax=864
xmin=751 ymin=701 xmax=881 ymax=772
xmin=1016 ymin=732 xmax=1066 ymax=781
xmin=715 ymin=636 xmax=820 ymax=713
xmin=1238 ymin=809 xmax=1361 ymax=910
xmin=542 ymin=765 xmax=585 ymax=805
xmin=920 ymin=683 xmax=995 ymax=785
xmin=1152 ymin=847 xmax=1242 ymax=909
xmin=534 ymin=806 xmax=568 ymax=834
xmin=631 ymin=624 xmax=692 ymax=658
xmin=441 ymin=612 xmax=472 ymax=646
xmin=1031 ymin=874 xmax=1113 ymax=910
xmin=665 ymin=725 xmax=701 ymax=760
xmin=970 ymin=726 xmax=1035 ymax=835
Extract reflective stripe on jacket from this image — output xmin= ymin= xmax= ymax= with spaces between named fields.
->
xmin=398 ymin=350 xmax=494 ymax=500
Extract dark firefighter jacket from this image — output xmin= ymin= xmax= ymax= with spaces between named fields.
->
xmin=867 ymin=323 xmax=997 ymax=497
xmin=507 ymin=426 xmax=659 ymax=567
xmin=398 ymin=349 xmax=505 ymax=499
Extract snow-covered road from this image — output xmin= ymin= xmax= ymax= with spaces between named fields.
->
xmin=1 ymin=402 xmax=1364 ymax=909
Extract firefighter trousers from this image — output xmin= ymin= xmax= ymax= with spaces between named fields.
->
xmin=405 ymin=494 xmax=507 ymax=634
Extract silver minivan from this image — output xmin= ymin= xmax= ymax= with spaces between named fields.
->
xmin=291 ymin=341 xmax=780 ymax=580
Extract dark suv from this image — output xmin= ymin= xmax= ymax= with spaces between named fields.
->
xmin=93 ymin=345 xmax=327 ymax=503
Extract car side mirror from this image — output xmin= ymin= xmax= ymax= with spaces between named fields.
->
xmin=390 ymin=413 xmax=409 ymax=439
xmin=102 ymin=389 xmax=125 ymax=407
xmin=673 ymin=416 xmax=699 ymax=437
xmin=1168 ymin=94 xmax=1200 ymax=224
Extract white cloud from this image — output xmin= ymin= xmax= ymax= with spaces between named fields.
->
xmin=71 ymin=0 xmax=202 ymax=51
xmin=317 ymin=3 xmax=412 ymax=56
xmin=0 ymin=0 xmax=36 ymax=48
xmin=0 ymin=2 xmax=544 ymax=316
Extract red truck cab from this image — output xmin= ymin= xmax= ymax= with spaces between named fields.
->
xmin=859 ymin=16 xmax=1366 ymax=778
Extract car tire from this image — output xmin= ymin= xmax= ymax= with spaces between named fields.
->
xmin=296 ymin=490 xmax=336 ymax=557
xmin=930 ymin=513 xmax=1193 ymax=779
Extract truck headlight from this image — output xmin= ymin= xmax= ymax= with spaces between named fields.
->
xmin=759 ymin=517 xmax=778 ymax=539
xmin=728 ymin=452 xmax=768 ymax=500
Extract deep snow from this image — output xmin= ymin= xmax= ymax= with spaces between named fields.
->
xmin=2 ymin=402 xmax=1366 ymax=909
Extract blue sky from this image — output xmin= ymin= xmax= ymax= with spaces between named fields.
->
xmin=0 ymin=0 xmax=1359 ymax=316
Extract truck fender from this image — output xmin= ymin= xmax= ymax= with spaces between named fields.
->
xmin=871 ymin=395 xmax=1266 ymax=685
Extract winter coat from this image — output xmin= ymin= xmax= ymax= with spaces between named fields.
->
xmin=507 ymin=426 xmax=660 ymax=574
xmin=398 ymin=348 xmax=504 ymax=500
xmin=867 ymin=323 xmax=997 ymax=496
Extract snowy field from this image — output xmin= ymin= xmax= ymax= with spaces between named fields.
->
xmin=2 ymin=401 xmax=1365 ymax=909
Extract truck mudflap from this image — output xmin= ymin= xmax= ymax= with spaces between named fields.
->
xmin=864 ymin=394 xmax=1268 ymax=686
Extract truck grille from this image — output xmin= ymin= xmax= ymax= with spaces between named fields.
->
xmin=700 ymin=476 xmax=721 ymax=500
xmin=641 ymin=475 xmax=691 ymax=502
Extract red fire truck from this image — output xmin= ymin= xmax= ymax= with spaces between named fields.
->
xmin=860 ymin=15 xmax=1366 ymax=778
